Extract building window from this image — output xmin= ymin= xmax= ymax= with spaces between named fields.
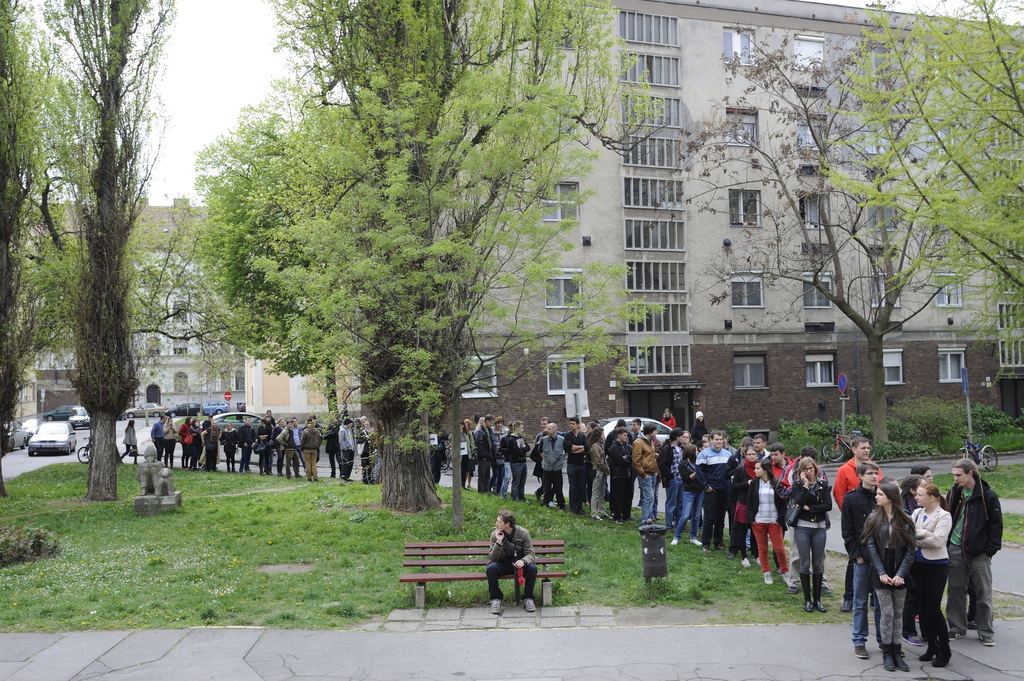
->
xmin=619 ymin=11 xmax=678 ymax=46
xmin=734 ymin=355 xmax=766 ymax=389
xmin=998 ymin=302 xmax=1024 ymax=330
xmin=624 ymin=219 xmax=685 ymax=251
xmin=623 ymin=178 xmax=684 ymax=209
xmin=542 ymin=183 xmax=578 ymax=221
xmin=935 ymin=277 xmax=962 ymax=307
xmin=867 ymin=205 xmax=897 ymax=232
xmin=462 ymin=359 xmax=498 ymax=398
xmin=803 ymin=275 xmax=832 ymax=308
xmin=173 ymin=340 xmax=188 ymax=356
xmin=938 ymin=348 xmax=965 ymax=383
xmin=800 ymin=194 xmax=828 ymax=230
xmin=871 ymin=275 xmax=901 ymax=308
xmin=999 ymin=339 xmax=1024 ymax=367
xmin=629 ymin=303 xmax=688 ymax=333
xmin=173 ymin=372 xmax=188 ymax=393
xmin=628 ymin=345 xmax=690 ymax=376
xmin=627 ymin=262 xmax=686 ymax=292
xmin=621 ymin=53 xmax=680 ymax=86
xmin=622 ymin=95 xmax=682 ymax=128
xmin=731 ymin=275 xmax=763 ymax=308
xmin=726 ymin=109 xmax=757 ymax=145
xmin=806 ymin=354 xmax=835 ymax=387
xmin=796 ymin=115 xmax=824 ymax=150
xmin=794 ymin=34 xmax=824 ymax=69
xmin=546 ymin=269 xmax=582 ymax=308
xmin=624 ymin=136 xmax=682 ymax=168
xmin=883 ymin=349 xmax=904 ymax=385
xmin=723 ymin=29 xmax=753 ymax=64
xmin=234 ymin=371 xmax=246 ymax=391
xmin=729 ymin=189 xmax=760 ymax=227
xmin=547 ymin=358 xmax=584 ymax=395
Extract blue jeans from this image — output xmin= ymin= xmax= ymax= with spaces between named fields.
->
xmin=664 ymin=478 xmax=682 ymax=528
xmin=567 ymin=463 xmax=587 ymax=513
xmin=509 ymin=463 xmax=527 ymax=501
xmin=637 ymin=475 xmax=656 ymax=524
xmin=490 ymin=461 xmax=505 ymax=494
xmin=852 ymin=558 xmax=882 ymax=646
xmin=674 ymin=489 xmax=703 ymax=540
xmin=500 ymin=462 xmax=512 ymax=498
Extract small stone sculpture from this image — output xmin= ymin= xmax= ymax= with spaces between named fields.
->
xmin=134 ymin=445 xmax=182 ymax=516
xmin=136 ymin=448 xmax=162 ymax=495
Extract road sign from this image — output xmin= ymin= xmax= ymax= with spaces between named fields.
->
xmin=837 ymin=373 xmax=848 ymax=394
xmin=961 ymin=366 xmax=969 ymax=395
xmin=224 ymin=390 xmax=233 ymax=402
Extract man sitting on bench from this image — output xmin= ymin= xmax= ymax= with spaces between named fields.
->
xmin=488 ymin=509 xmax=538 ymax=614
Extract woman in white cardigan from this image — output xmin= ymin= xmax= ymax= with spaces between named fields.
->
xmin=911 ymin=482 xmax=953 ymax=668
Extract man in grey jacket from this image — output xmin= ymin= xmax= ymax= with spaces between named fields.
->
xmin=540 ymin=422 xmax=565 ymax=510
xmin=487 ymin=509 xmax=537 ymax=614
xmin=338 ymin=418 xmax=356 ymax=481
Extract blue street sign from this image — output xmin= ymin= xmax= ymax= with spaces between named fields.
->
xmin=961 ymin=366 xmax=969 ymax=395
xmin=837 ymin=373 xmax=848 ymax=394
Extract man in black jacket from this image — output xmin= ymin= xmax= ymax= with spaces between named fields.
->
xmin=946 ymin=458 xmax=1003 ymax=646
xmin=841 ymin=461 xmax=880 ymax=660
xmin=238 ymin=417 xmax=256 ymax=473
xmin=474 ymin=415 xmax=496 ymax=494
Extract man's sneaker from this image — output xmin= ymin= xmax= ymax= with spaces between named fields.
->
xmin=948 ymin=630 xmax=966 ymax=640
xmin=741 ymin=557 xmax=751 ymax=568
xmin=787 ymin=583 xmax=799 ymax=595
xmin=840 ymin=599 xmax=853 ymax=613
xmin=980 ymin=635 xmax=994 ymax=647
xmin=690 ymin=538 xmax=702 ymax=547
xmin=763 ymin=571 xmax=774 ymax=585
xmin=670 ymin=538 xmax=679 ymax=545
xmin=523 ymin=598 xmax=536 ymax=613
xmin=854 ymin=645 xmax=869 ymax=659
xmin=967 ymin=620 xmax=978 ymax=630
xmin=714 ymin=544 xmax=726 ymax=551
xmin=614 ymin=520 xmax=624 ymax=525
xmin=490 ymin=599 xmax=503 ymax=615
xmin=726 ymin=552 xmax=737 ymax=560
xmin=591 ymin=514 xmax=603 ymax=520
xmin=904 ymin=635 xmax=923 ymax=647
xmin=821 ymin=585 xmax=833 ymax=597
xmin=702 ymin=546 xmax=713 ymax=553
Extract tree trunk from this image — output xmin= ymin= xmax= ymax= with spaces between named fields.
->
xmin=380 ymin=411 xmax=442 ymax=512
xmin=324 ymin=371 xmax=338 ymax=414
xmin=0 ymin=450 xmax=8 ymax=498
xmin=85 ymin=411 xmax=120 ymax=501
xmin=866 ymin=335 xmax=889 ymax=444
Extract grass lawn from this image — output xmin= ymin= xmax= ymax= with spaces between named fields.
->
xmin=932 ymin=463 xmax=1024 ymax=500
xmin=0 ymin=464 xmax=1017 ymax=632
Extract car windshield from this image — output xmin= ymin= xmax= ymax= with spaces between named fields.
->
xmin=37 ymin=423 xmax=69 ymax=436
xmin=72 ymin=408 xmax=88 ymax=417
xmin=22 ymin=419 xmax=38 ymax=429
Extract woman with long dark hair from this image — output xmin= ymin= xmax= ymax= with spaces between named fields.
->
xmin=911 ymin=482 xmax=952 ymax=668
xmin=864 ymin=480 xmax=917 ymax=672
xmin=746 ymin=458 xmax=791 ymax=586
xmin=671 ymin=443 xmax=702 ymax=546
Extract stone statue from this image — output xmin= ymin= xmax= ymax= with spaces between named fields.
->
xmin=155 ymin=467 xmax=175 ymax=496
xmin=136 ymin=447 xmax=162 ymax=495
xmin=134 ymin=444 xmax=182 ymax=516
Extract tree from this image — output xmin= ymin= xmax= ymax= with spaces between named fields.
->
xmin=0 ymin=0 xmax=43 ymax=497
xmin=847 ymin=1 xmax=1024 ymax=334
xmin=46 ymin=0 xmax=173 ymax=500
xmin=199 ymin=0 xmax=638 ymax=517
xmin=684 ymin=30 xmax=948 ymax=443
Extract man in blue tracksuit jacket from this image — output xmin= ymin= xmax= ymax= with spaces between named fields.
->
xmin=694 ymin=430 xmax=731 ymax=552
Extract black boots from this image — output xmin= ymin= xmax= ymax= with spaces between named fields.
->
xmin=892 ymin=644 xmax=910 ymax=671
xmin=812 ymin=573 xmax=827 ymax=612
xmin=801 ymin=573 xmax=813 ymax=612
xmin=882 ymin=644 xmax=896 ymax=671
xmin=919 ymin=638 xmax=936 ymax=662
xmin=933 ymin=640 xmax=951 ymax=668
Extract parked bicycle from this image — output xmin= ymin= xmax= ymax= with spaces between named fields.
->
xmin=957 ymin=434 xmax=998 ymax=472
xmin=76 ymin=438 xmax=138 ymax=465
xmin=820 ymin=428 xmax=863 ymax=463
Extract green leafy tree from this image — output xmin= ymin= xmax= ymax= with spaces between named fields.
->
xmin=46 ymin=0 xmax=173 ymax=500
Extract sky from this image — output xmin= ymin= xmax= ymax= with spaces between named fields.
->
xmin=147 ymin=0 xmax=935 ymax=205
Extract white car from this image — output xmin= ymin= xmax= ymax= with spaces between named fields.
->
xmin=5 ymin=421 xmax=31 ymax=450
xmin=28 ymin=421 xmax=77 ymax=456
xmin=598 ymin=417 xmax=672 ymax=445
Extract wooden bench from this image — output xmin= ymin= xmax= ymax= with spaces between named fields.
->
xmin=400 ymin=540 xmax=568 ymax=608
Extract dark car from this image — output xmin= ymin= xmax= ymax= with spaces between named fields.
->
xmin=165 ymin=402 xmax=202 ymax=418
xmin=42 ymin=404 xmax=84 ymax=421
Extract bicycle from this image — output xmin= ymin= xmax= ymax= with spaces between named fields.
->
xmin=820 ymin=428 xmax=863 ymax=463
xmin=77 ymin=440 xmax=138 ymax=465
xmin=440 ymin=442 xmax=452 ymax=471
xmin=957 ymin=435 xmax=998 ymax=472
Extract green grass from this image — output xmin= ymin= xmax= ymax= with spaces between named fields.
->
xmin=932 ymin=463 xmax=1024 ymax=499
xmin=1003 ymin=514 xmax=1024 ymax=545
xmin=0 ymin=464 xmax=963 ymax=631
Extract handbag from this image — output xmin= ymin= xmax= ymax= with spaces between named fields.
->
xmin=785 ymin=499 xmax=801 ymax=527
xmin=734 ymin=502 xmax=748 ymax=525
xmin=253 ymin=440 xmax=266 ymax=454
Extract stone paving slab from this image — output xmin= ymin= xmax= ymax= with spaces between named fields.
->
xmin=0 ymin=633 xmax=63 ymax=663
xmin=423 ymin=609 xmax=461 ymax=621
xmin=538 ymin=617 xmax=577 ymax=628
xmin=386 ymin=608 xmax=424 ymax=621
xmin=6 ymin=631 xmax=128 ymax=681
xmin=577 ymin=616 xmax=616 ymax=627
xmin=95 ymin=628 xmax=190 ymax=670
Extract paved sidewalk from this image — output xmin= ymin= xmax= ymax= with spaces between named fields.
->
xmin=1 ymin=616 xmax=1021 ymax=681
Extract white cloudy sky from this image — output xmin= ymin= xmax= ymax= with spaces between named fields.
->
xmin=147 ymin=0 xmax=941 ymax=204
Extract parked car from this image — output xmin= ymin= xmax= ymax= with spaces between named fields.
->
xmin=165 ymin=403 xmax=201 ymax=418
xmin=202 ymin=400 xmax=229 ymax=416
xmin=211 ymin=412 xmax=262 ymax=429
xmin=598 ymin=417 xmax=672 ymax=445
xmin=20 ymin=418 xmax=40 ymax=438
xmin=124 ymin=403 xmax=166 ymax=418
xmin=68 ymin=407 xmax=91 ymax=430
xmin=42 ymin=404 xmax=84 ymax=421
xmin=28 ymin=421 xmax=77 ymax=456
xmin=5 ymin=421 xmax=31 ymax=450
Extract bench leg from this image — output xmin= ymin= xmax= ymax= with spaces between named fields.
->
xmin=415 ymin=583 xmax=425 ymax=608
xmin=542 ymin=579 xmax=552 ymax=607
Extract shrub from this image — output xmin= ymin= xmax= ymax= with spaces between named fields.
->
xmin=890 ymin=397 xmax=964 ymax=446
xmin=970 ymin=403 xmax=1015 ymax=436
xmin=722 ymin=422 xmax=748 ymax=444
xmin=0 ymin=525 xmax=59 ymax=567
xmin=873 ymin=441 xmax=937 ymax=460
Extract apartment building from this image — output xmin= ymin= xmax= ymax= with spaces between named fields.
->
xmin=461 ymin=0 xmax=1005 ymax=434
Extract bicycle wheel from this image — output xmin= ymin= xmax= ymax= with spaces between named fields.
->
xmin=821 ymin=441 xmax=846 ymax=463
xmin=440 ymin=452 xmax=451 ymax=471
xmin=77 ymin=445 xmax=91 ymax=464
xmin=955 ymin=447 xmax=968 ymax=461
xmin=978 ymin=445 xmax=998 ymax=472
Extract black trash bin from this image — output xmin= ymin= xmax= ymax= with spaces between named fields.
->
xmin=638 ymin=523 xmax=668 ymax=582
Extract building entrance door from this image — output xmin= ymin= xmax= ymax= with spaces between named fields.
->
xmin=146 ymin=384 xmax=161 ymax=404
xmin=627 ymin=390 xmax=689 ymax=428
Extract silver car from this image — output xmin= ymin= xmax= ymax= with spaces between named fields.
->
xmin=28 ymin=421 xmax=77 ymax=456
xmin=5 ymin=421 xmax=31 ymax=450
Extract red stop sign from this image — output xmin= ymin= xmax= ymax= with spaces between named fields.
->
xmin=224 ymin=390 xmax=232 ymax=402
